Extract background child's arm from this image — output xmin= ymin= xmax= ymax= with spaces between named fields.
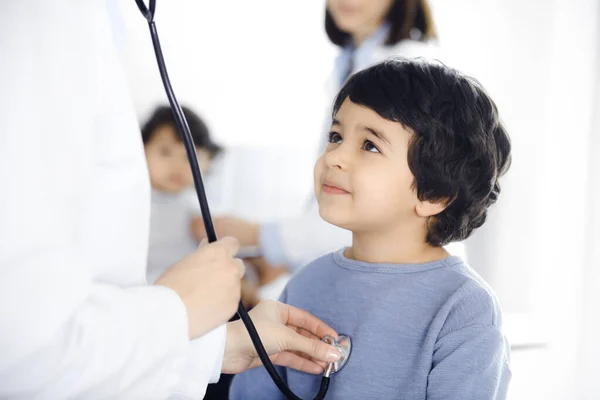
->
xmin=426 ymin=324 xmax=511 ymax=399
xmin=240 ymin=277 xmax=260 ymax=309
xmin=245 ymin=256 xmax=289 ymax=287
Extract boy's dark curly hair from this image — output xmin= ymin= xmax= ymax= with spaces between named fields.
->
xmin=333 ymin=58 xmax=511 ymax=246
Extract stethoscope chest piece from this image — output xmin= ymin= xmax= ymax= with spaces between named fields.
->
xmin=322 ymin=334 xmax=352 ymax=377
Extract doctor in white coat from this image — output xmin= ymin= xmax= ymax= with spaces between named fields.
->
xmin=0 ymin=2 xmax=341 ymax=399
xmin=213 ymin=0 xmax=447 ymax=270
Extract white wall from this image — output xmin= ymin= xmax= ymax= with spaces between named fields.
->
xmin=431 ymin=0 xmax=600 ymax=398
xmin=116 ymin=0 xmax=336 ymax=151
xmin=575 ymin=5 xmax=600 ymax=397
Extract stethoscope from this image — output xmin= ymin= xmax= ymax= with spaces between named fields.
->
xmin=133 ymin=1 xmax=351 ymax=399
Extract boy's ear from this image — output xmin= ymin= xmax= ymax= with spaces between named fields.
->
xmin=415 ymin=199 xmax=448 ymax=218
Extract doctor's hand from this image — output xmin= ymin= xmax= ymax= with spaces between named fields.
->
xmin=155 ymin=236 xmax=245 ymax=340
xmin=222 ymin=300 xmax=341 ymax=375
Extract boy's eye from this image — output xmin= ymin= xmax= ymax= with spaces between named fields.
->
xmin=159 ymin=147 xmax=172 ymax=157
xmin=328 ymin=131 xmax=342 ymax=144
xmin=363 ymin=140 xmax=380 ymax=153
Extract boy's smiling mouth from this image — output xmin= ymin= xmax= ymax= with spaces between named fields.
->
xmin=322 ymin=180 xmax=350 ymax=195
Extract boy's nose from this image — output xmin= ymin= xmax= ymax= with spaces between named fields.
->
xmin=324 ymin=145 xmax=352 ymax=170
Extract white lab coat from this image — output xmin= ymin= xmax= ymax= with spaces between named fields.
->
xmin=0 ymin=2 xmax=224 ymax=399
xmin=271 ymin=39 xmax=454 ymax=268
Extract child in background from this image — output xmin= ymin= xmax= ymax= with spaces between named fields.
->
xmin=142 ymin=106 xmax=263 ymax=310
xmin=230 ymin=58 xmax=512 ymax=399
xmin=142 ymin=106 xmax=223 ymax=280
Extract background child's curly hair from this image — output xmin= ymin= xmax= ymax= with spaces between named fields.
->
xmin=333 ymin=58 xmax=512 ymax=246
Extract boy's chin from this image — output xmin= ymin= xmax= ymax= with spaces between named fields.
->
xmin=318 ymin=206 xmax=355 ymax=231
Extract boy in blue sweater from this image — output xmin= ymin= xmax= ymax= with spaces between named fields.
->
xmin=230 ymin=58 xmax=512 ymax=399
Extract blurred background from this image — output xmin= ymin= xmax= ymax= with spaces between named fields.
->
xmin=114 ymin=0 xmax=599 ymax=398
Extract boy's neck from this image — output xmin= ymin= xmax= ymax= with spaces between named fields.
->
xmin=347 ymin=224 xmax=449 ymax=265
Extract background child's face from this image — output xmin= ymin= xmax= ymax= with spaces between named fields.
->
xmin=144 ymin=125 xmax=211 ymax=193
xmin=314 ymin=98 xmax=421 ymax=233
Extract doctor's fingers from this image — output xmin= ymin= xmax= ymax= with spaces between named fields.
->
xmin=202 ymin=236 xmax=240 ymax=258
xmin=233 ymin=257 xmax=245 ymax=278
xmin=215 ymin=253 xmax=245 ymax=279
xmin=282 ymin=330 xmax=341 ymax=364
xmin=200 ymin=238 xmax=245 ymax=277
xmin=287 ymin=327 xmax=330 ymax=370
xmin=268 ymin=351 xmax=325 ymax=375
xmin=279 ymin=303 xmax=338 ymax=341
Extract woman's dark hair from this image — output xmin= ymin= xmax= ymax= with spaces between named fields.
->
xmin=141 ymin=105 xmax=222 ymax=158
xmin=325 ymin=0 xmax=437 ymax=47
xmin=332 ymin=58 xmax=511 ymax=246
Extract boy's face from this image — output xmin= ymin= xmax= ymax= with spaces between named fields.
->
xmin=314 ymin=98 xmax=421 ymax=233
xmin=144 ymin=124 xmax=211 ymax=193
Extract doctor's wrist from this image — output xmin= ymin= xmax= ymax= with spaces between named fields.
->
xmin=221 ymin=320 xmax=252 ymax=374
